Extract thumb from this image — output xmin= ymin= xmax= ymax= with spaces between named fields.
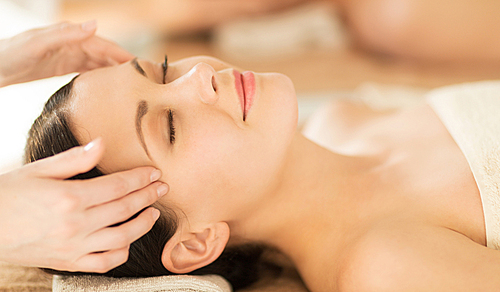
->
xmin=31 ymin=137 xmax=105 ymax=180
xmin=38 ymin=21 xmax=97 ymax=51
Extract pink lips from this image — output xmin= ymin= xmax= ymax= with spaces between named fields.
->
xmin=233 ymin=70 xmax=255 ymax=121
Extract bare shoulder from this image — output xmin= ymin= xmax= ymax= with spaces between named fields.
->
xmin=337 ymin=222 xmax=500 ymax=292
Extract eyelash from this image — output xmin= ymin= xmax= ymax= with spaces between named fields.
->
xmin=162 ymin=55 xmax=168 ymax=84
xmin=162 ymin=55 xmax=176 ymax=144
xmin=168 ymin=109 xmax=175 ymax=144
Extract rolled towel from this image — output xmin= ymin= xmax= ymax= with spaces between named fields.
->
xmin=53 ymin=274 xmax=232 ymax=292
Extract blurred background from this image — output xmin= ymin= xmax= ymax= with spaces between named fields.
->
xmin=1 ymin=0 xmax=500 ymax=170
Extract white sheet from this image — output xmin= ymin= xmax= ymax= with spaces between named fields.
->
xmin=0 ymin=74 xmax=76 ymax=172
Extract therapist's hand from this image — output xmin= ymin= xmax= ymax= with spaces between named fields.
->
xmin=0 ymin=21 xmax=134 ymax=87
xmin=0 ymin=138 xmax=168 ymax=272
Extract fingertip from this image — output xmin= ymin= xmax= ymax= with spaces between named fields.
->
xmin=81 ymin=20 xmax=97 ymax=32
xmin=79 ymin=137 xmax=105 ymax=169
xmin=157 ymin=183 xmax=169 ymax=198
xmin=109 ymin=51 xmax=135 ymax=65
xmin=151 ymin=208 xmax=161 ymax=221
xmin=83 ymin=137 xmax=103 ymax=152
xmin=150 ymin=169 xmax=162 ymax=182
xmin=106 ymin=56 xmax=120 ymax=66
xmin=120 ymin=52 xmax=135 ymax=63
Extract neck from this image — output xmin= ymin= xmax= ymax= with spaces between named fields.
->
xmin=230 ymin=133 xmax=380 ymax=267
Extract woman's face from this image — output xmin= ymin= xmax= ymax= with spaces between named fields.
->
xmin=70 ymin=56 xmax=297 ymax=224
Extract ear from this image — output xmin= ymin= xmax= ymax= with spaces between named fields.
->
xmin=161 ymin=222 xmax=230 ymax=274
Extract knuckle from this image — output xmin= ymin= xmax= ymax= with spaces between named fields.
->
xmin=133 ymin=210 xmax=156 ymax=234
xmin=113 ymin=232 xmax=131 ymax=248
xmin=133 ymin=166 xmax=152 ymax=179
xmin=57 ymin=21 xmax=73 ymax=31
xmin=57 ymin=221 xmax=80 ymax=239
xmin=93 ymin=258 xmax=112 ymax=274
xmin=145 ymin=184 xmax=160 ymax=201
xmin=117 ymin=247 xmax=130 ymax=263
xmin=115 ymin=202 xmax=134 ymax=220
xmin=56 ymin=192 xmax=81 ymax=213
xmin=62 ymin=146 xmax=84 ymax=163
xmin=111 ymin=176 xmax=130 ymax=196
xmin=23 ymin=160 xmax=41 ymax=175
xmin=54 ymin=260 xmax=72 ymax=272
xmin=129 ymin=167 xmax=155 ymax=186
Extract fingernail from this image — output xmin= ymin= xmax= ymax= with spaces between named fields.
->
xmin=150 ymin=169 xmax=162 ymax=182
xmin=151 ymin=208 xmax=160 ymax=221
xmin=83 ymin=141 xmax=95 ymax=152
xmin=83 ymin=137 xmax=101 ymax=152
xmin=83 ymin=139 xmax=97 ymax=152
xmin=157 ymin=183 xmax=169 ymax=198
xmin=81 ymin=20 xmax=97 ymax=32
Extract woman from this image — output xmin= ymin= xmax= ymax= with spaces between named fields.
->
xmin=25 ymin=55 xmax=500 ymax=291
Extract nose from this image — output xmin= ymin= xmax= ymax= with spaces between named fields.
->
xmin=187 ymin=62 xmax=218 ymax=105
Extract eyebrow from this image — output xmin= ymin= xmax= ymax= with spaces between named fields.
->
xmin=136 ymin=100 xmax=151 ymax=159
xmin=131 ymin=58 xmax=147 ymax=77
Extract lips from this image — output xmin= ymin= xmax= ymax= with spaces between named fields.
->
xmin=233 ymin=70 xmax=255 ymax=121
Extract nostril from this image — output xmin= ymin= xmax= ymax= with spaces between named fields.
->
xmin=212 ymin=76 xmax=217 ymax=92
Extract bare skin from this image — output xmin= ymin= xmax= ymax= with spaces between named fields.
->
xmin=292 ymin=101 xmax=489 ymax=291
xmin=243 ymin=100 xmax=491 ymax=291
xmin=67 ymin=56 xmax=499 ymax=291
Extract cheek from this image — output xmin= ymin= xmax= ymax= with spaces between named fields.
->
xmin=165 ymin=124 xmax=273 ymax=214
xmin=162 ymin=75 xmax=298 ymax=215
xmin=178 ymin=127 xmax=249 ymax=189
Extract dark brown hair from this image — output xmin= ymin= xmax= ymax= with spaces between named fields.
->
xmin=24 ymin=77 xmax=277 ymax=290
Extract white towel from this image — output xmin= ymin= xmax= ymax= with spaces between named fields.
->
xmin=427 ymin=81 xmax=500 ymax=250
xmin=52 ymin=274 xmax=231 ymax=292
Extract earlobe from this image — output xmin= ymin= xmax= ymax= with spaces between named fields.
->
xmin=161 ymin=222 xmax=230 ymax=274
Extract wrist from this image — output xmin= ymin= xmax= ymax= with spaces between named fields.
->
xmin=0 ymin=40 xmax=12 ymax=88
xmin=0 ymin=75 xmax=17 ymax=88
xmin=0 ymin=76 xmax=9 ymax=88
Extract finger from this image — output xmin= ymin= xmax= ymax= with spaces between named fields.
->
xmin=81 ymin=35 xmax=134 ymax=66
xmin=70 ymin=246 xmax=130 ymax=273
xmin=28 ymin=138 xmax=104 ymax=179
xmin=85 ymin=207 xmax=161 ymax=254
xmin=78 ymin=58 xmax=118 ymax=73
xmin=34 ymin=21 xmax=98 ymax=52
xmin=73 ymin=166 xmax=164 ymax=208
xmin=75 ymin=59 xmax=109 ymax=73
xmin=85 ymin=181 xmax=167 ymax=230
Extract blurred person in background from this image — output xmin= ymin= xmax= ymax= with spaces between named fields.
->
xmin=63 ymin=0 xmax=500 ymax=62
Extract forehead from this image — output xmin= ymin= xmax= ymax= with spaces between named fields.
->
xmin=69 ymin=63 xmax=152 ymax=173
